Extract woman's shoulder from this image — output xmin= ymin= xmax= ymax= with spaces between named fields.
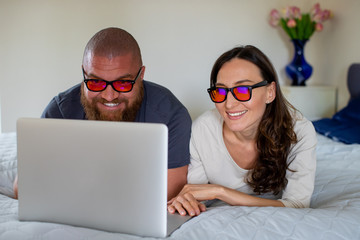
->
xmin=292 ymin=112 xmax=315 ymax=132
xmin=292 ymin=111 xmax=317 ymax=145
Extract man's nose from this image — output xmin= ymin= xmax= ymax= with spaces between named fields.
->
xmin=101 ymin=84 xmax=120 ymax=101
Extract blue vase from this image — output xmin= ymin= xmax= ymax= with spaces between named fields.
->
xmin=285 ymin=39 xmax=313 ymax=86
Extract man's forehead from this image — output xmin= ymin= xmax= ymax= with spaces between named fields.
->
xmin=83 ymin=52 xmax=137 ymax=68
xmin=84 ymin=51 xmax=134 ymax=62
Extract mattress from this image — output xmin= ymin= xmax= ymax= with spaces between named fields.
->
xmin=0 ymin=132 xmax=359 ymax=240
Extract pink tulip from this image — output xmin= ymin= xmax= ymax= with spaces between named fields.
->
xmin=322 ymin=10 xmax=332 ymax=21
xmin=282 ymin=6 xmax=291 ymax=19
xmin=315 ymin=22 xmax=323 ymax=31
xmin=269 ymin=9 xmax=281 ymax=26
xmin=312 ymin=11 xmax=323 ymax=22
xmin=290 ymin=6 xmax=302 ymax=19
xmin=311 ymin=3 xmax=321 ymax=17
xmin=310 ymin=3 xmax=333 ymax=23
xmin=287 ymin=19 xmax=297 ymax=28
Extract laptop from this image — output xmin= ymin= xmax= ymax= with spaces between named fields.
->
xmin=16 ymin=118 xmax=191 ymax=238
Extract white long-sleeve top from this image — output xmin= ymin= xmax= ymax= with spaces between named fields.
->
xmin=187 ymin=109 xmax=317 ymax=208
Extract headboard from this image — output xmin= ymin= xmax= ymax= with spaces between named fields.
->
xmin=347 ymin=63 xmax=360 ymax=101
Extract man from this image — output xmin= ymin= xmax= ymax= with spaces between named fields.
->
xmin=14 ymin=27 xmax=191 ymax=200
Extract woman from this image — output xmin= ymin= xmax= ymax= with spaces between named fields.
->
xmin=168 ymin=45 xmax=317 ymax=216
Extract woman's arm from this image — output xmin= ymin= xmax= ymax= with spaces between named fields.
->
xmin=216 ymin=185 xmax=284 ymax=207
xmin=280 ymin=118 xmax=317 ymax=208
xmin=167 ymin=184 xmax=284 ymax=216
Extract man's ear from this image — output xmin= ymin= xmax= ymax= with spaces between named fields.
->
xmin=140 ymin=66 xmax=146 ymax=80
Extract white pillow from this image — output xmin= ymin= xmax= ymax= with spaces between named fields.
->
xmin=0 ymin=132 xmax=17 ymax=198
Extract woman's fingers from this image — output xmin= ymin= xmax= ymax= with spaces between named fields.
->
xmin=169 ymin=196 xmax=188 ymax=216
xmin=167 ymin=193 xmax=206 ymax=216
xmin=185 ymin=193 xmax=202 ymax=215
xmin=199 ymin=201 xmax=207 ymax=212
xmin=167 ymin=204 xmax=176 ymax=214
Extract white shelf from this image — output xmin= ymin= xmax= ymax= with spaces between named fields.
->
xmin=281 ymin=86 xmax=337 ymax=120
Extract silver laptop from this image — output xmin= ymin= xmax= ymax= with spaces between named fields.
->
xmin=16 ymin=118 xmax=191 ymax=238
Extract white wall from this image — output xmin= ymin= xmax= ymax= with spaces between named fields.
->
xmin=1 ymin=0 xmax=359 ymax=132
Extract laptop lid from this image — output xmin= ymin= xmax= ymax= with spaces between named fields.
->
xmin=17 ymin=118 xmax=174 ymax=237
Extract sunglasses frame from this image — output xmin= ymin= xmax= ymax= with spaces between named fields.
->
xmin=82 ymin=66 xmax=143 ymax=93
xmin=207 ymin=80 xmax=269 ymax=103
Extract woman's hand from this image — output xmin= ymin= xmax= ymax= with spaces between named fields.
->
xmin=167 ymin=184 xmax=222 ymax=216
xmin=167 ymin=191 xmax=206 ymax=216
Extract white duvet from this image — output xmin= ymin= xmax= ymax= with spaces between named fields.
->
xmin=0 ymin=133 xmax=359 ymax=240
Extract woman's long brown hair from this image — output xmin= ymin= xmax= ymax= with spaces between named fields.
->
xmin=210 ymin=45 xmax=298 ymax=195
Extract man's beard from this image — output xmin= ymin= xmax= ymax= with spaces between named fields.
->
xmin=80 ymin=83 xmax=144 ymax=122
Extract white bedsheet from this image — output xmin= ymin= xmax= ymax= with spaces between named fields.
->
xmin=0 ymin=133 xmax=359 ymax=240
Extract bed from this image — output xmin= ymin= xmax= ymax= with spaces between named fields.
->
xmin=1 ymin=63 xmax=360 ymax=239
xmin=1 ymin=130 xmax=360 ymax=240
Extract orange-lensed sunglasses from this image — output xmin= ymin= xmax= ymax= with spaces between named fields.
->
xmin=207 ymin=80 xmax=268 ymax=103
xmin=83 ymin=67 xmax=142 ymax=93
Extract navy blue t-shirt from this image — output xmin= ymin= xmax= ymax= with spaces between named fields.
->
xmin=41 ymin=80 xmax=191 ymax=169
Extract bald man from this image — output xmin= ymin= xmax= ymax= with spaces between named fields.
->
xmin=17 ymin=27 xmax=191 ymax=200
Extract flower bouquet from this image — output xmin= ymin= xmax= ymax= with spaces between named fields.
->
xmin=269 ymin=3 xmax=333 ymax=86
xmin=269 ymin=3 xmax=332 ymax=40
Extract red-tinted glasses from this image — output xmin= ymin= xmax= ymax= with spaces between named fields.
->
xmin=82 ymin=67 xmax=142 ymax=92
xmin=207 ymin=80 xmax=268 ymax=103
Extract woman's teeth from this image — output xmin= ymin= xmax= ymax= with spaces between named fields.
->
xmin=228 ymin=110 xmax=247 ymax=117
